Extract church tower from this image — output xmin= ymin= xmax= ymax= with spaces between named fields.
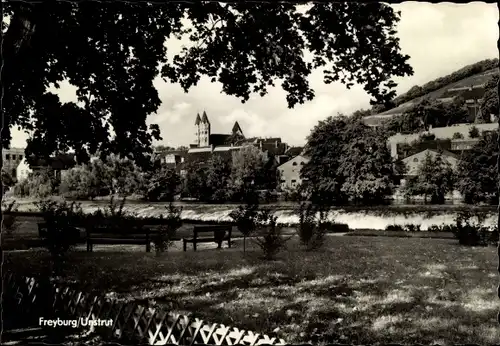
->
xmin=194 ymin=113 xmax=202 ymax=146
xmin=199 ymin=111 xmax=211 ymax=147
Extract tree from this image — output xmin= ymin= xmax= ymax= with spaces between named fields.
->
xmin=144 ymin=168 xmax=181 ymax=202
xmin=105 ymin=154 xmax=145 ymax=196
xmin=479 ymin=74 xmax=499 ymax=123
xmin=2 ymin=169 xmax=16 ymax=189
xmin=444 ymin=96 xmax=470 ymax=125
xmin=229 ymin=145 xmax=266 ymax=199
xmin=456 ymin=131 xmax=498 ymax=204
xmin=337 ymin=122 xmax=396 ymax=204
xmin=205 ymin=155 xmax=232 ymax=203
xmin=182 ymin=163 xmax=209 ymax=201
xmin=469 ymin=126 xmax=480 ymax=138
xmin=13 ymin=169 xmax=58 ymax=198
xmin=302 ymin=116 xmax=395 ymax=205
xmin=229 ymin=199 xmax=259 ymax=253
xmin=59 ymin=165 xmax=95 ymax=199
xmin=452 ymin=132 xmax=464 ymax=140
xmin=2 ymin=3 xmax=412 ymax=168
xmin=403 ymin=152 xmax=455 ymax=204
xmin=302 ymin=115 xmax=350 ymax=204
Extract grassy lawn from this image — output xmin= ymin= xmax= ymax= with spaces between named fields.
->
xmin=5 ymin=236 xmax=499 ymax=345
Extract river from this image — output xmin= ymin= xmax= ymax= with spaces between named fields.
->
xmin=6 ymin=198 xmax=498 ymax=230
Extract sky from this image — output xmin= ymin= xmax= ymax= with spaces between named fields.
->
xmin=9 ymin=2 xmax=499 ymax=149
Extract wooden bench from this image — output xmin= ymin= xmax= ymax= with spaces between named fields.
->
xmin=183 ymin=225 xmax=232 ymax=251
xmin=86 ymin=225 xmax=152 ymax=252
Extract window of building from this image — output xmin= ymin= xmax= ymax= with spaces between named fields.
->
xmin=291 ymin=179 xmax=297 ymax=183
xmin=5 ymin=154 xmax=10 ymax=160
xmin=12 ymin=155 xmax=16 ymax=160
xmin=413 ymin=158 xmax=418 ymax=163
xmin=300 ymin=162 xmax=304 ymax=165
xmin=292 ymin=162 xmax=297 ymax=166
xmin=19 ymin=155 xmax=23 ymax=160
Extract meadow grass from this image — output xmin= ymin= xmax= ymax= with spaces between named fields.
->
xmin=5 ymin=236 xmax=499 ymax=345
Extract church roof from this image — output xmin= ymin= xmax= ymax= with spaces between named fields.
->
xmin=232 ymin=121 xmax=243 ymax=135
xmin=195 ymin=113 xmax=201 ymax=125
xmin=201 ymin=111 xmax=210 ymax=124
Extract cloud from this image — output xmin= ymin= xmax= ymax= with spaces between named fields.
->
xmin=9 ymin=3 xmax=499 ymax=149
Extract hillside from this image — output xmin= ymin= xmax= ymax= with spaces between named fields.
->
xmin=364 ymin=59 xmax=499 ymax=126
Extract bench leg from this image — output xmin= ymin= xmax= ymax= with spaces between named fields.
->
xmin=217 ymin=242 xmax=222 ymax=249
xmin=228 ymin=239 xmax=231 ymax=248
xmin=146 ymin=242 xmax=151 ymax=253
xmin=183 ymin=240 xmax=187 ymax=252
xmin=193 ymin=242 xmax=197 ymax=251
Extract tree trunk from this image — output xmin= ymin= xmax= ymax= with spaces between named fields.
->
xmin=497 ymin=4 xmax=500 ymax=325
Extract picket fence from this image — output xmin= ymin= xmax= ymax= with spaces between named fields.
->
xmin=3 ymin=272 xmax=287 ymax=345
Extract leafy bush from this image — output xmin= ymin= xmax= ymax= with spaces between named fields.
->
xmin=468 ymin=126 xmax=480 ymax=139
xmin=385 ymin=224 xmax=405 ymax=232
xmin=229 ymin=198 xmax=259 ymax=252
xmin=90 ymin=196 xmax=134 ymax=223
xmin=2 ymin=200 xmax=19 ymax=236
xmin=14 ymin=170 xmax=58 ymax=198
xmin=253 ymin=208 xmax=292 ymax=260
xmin=295 ymin=202 xmax=330 ymax=251
xmin=404 ymin=224 xmax=421 ymax=232
xmin=385 ymin=224 xmax=421 ymax=232
xmin=143 ymin=168 xmax=181 ymax=202
xmin=59 ymin=166 xmax=95 ymax=199
xmin=153 ymin=203 xmax=183 ymax=255
xmin=36 ymin=199 xmax=85 ymax=274
xmin=452 ymin=132 xmax=464 ymax=140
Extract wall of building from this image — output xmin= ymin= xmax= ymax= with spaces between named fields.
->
xmin=16 ymin=157 xmax=32 ymax=182
xmin=3 ymin=148 xmax=25 ymax=178
xmin=402 ymin=150 xmax=458 ymax=176
xmin=277 ymin=155 xmax=309 ymax=190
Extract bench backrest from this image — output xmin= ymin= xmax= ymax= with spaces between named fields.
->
xmin=193 ymin=225 xmax=232 ymax=240
xmin=87 ymin=225 xmax=150 ymax=238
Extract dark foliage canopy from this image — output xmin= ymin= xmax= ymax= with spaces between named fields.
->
xmin=2 ymin=2 xmax=412 ymax=167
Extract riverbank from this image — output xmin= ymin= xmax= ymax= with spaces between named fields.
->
xmin=3 ymin=197 xmax=497 ymax=230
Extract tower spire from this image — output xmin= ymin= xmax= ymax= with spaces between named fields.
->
xmin=201 ymin=110 xmax=210 ymax=125
xmin=195 ymin=113 xmax=201 ymax=125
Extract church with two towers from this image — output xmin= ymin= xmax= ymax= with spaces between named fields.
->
xmin=192 ymin=111 xmax=244 ymax=148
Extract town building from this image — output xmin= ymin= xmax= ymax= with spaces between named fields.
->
xmin=2 ymin=148 xmax=25 ymax=178
xmin=396 ymin=148 xmax=462 ymax=200
xmin=401 ymin=149 xmax=459 ymax=180
xmin=388 ymin=122 xmax=498 ymax=159
xmin=277 ymin=154 xmax=309 ymax=190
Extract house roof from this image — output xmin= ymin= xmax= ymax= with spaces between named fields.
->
xmin=195 ymin=113 xmax=201 ymax=125
xmin=163 ymin=150 xmax=188 ymax=157
xmin=209 ymin=134 xmax=231 ymax=146
xmin=402 ymin=149 xmax=458 ymax=162
xmin=232 ymin=121 xmax=244 ymax=135
xmin=277 ymin=154 xmax=310 ymax=168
